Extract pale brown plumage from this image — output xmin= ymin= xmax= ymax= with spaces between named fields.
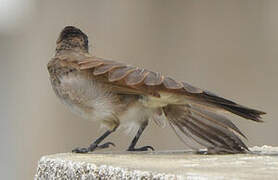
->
xmin=48 ymin=26 xmax=265 ymax=154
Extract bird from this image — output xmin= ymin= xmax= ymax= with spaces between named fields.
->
xmin=47 ymin=26 xmax=265 ymax=154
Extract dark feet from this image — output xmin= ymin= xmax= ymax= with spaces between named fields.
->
xmin=72 ymin=147 xmax=90 ymax=153
xmin=72 ymin=142 xmax=115 ymax=153
xmin=127 ymin=145 xmax=154 ymax=151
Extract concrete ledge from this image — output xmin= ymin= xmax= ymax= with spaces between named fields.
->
xmin=35 ymin=146 xmax=278 ymax=180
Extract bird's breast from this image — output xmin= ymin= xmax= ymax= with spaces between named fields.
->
xmin=48 ymin=65 xmax=118 ymax=121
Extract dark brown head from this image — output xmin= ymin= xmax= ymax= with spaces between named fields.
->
xmin=56 ymin=26 xmax=89 ymax=53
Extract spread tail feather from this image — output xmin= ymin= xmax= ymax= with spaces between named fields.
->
xmin=163 ymin=104 xmax=249 ymax=154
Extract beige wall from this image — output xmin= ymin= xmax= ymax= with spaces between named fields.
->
xmin=1 ymin=0 xmax=277 ymax=179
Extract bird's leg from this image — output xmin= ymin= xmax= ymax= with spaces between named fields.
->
xmin=127 ymin=120 xmax=154 ymax=151
xmin=72 ymin=126 xmax=117 ymax=153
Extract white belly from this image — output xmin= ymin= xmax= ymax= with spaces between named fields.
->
xmin=52 ymin=71 xmax=118 ymax=122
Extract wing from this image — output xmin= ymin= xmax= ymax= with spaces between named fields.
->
xmin=62 ymin=56 xmax=265 ymax=121
xmin=76 ymin=56 xmax=203 ymax=96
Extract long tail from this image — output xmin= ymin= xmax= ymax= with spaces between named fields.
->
xmin=163 ymin=103 xmax=260 ymax=154
xmin=199 ymin=91 xmax=266 ymax=122
xmin=163 ymin=91 xmax=266 ymax=153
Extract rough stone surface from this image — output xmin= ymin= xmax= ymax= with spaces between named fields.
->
xmin=35 ymin=146 xmax=278 ymax=180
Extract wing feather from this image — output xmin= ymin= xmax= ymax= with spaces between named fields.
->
xmin=79 ymin=60 xmax=103 ymax=70
xmin=144 ymin=71 xmax=164 ymax=86
xmin=108 ymin=66 xmax=137 ymax=82
xmin=76 ymin=57 xmax=204 ymax=95
xmin=74 ymin=56 xmax=264 ymax=122
xmin=125 ymin=69 xmax=149 ymax=86
xmin=93 ymin=63 xmax=124 ymax=76
xmin=163 ymin=76 xmax=183 ymax=89
xmin=182 ymin=82 xmax=203 ymax=93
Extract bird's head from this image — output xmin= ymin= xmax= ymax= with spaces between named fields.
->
xmin=56 ymin=26 xmax=89 ymax=53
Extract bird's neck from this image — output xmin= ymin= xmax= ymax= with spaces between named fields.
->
xmin=55 ymin=39 xmax=88 ymax=56
xmin=54 ymin=46 xmax=91 ymax=62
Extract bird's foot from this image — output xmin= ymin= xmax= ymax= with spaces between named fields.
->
xmin=72 ymin=142 xmax=115 ymax=153
xmin=72 ymin=147 xmax=90 ymax=153
xmin=127 ymin=145 xmax=154 ymax=151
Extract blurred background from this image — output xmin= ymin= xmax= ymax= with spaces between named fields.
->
xmin=0 ymin=0 xmax=277 ymax=179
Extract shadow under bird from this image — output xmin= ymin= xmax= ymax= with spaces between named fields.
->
xmin=47 ymin=26 xmax=266 ymax=154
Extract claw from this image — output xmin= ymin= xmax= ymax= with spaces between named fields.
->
xmin=72 ymin=147 xmax=89 ymax=153
xmin=72 ymin=129 xmax=116 ymax=153
xmin=97 ymin=142 xmax=116 ymax=149
xmin=145 ymin=146 xmax=155 ymax=151
xmin=73 ymin=142 xmax=116 ymax=153
xmin=128 ymin=145 xmax=155 ymax=151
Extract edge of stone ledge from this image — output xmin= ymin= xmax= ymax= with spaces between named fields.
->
xmin=34 ymin=154 xmax=181 ymax=180
xmin=34 ymin=146 xmax=278 ymax=180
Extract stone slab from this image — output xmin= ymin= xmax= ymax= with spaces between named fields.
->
xmin=35 ymin=146 xmax=278 ymax=180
